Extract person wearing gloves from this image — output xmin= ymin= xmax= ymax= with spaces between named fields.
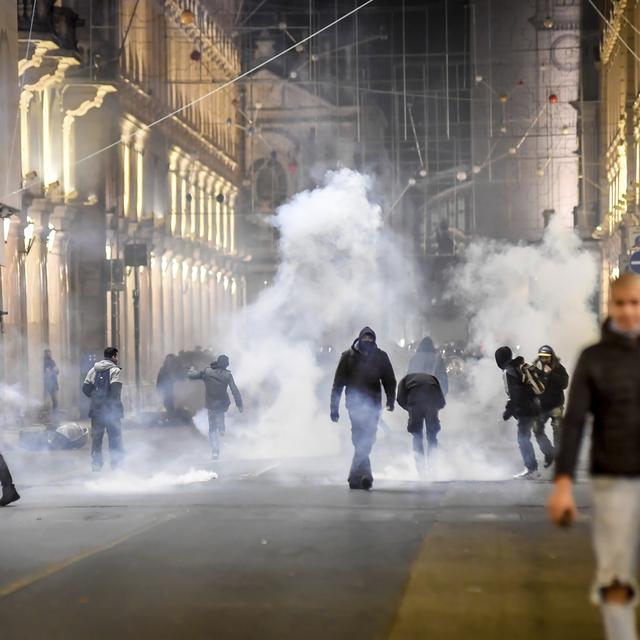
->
xmin=189 ymin=355 xmax=243 ymax=460
xmin=330 ymin=327 xmax=397 ymax=490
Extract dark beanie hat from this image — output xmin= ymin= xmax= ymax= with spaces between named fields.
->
xmin=494 ymin=346 xmax=513 ymax=369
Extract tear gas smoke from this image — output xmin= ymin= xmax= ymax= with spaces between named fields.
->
xmin=225 ymin=169 xmax=420 ymax=459
xmin=434 ymin=216 xmax=599 ymax=479
xmin=85 ymin=468 xmax=217 ymax=493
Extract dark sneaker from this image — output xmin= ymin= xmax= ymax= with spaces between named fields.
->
xmin=0 ymin=484 xmax=20 ymax=506
xmin=361 ymin=475 xmax=373 ymax=490
xmin=513 ymin=468 xmax=540 ymax=480
xmin=544 ymin=455 xmax=555 ymax=469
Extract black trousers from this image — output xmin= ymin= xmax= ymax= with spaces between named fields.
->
xmin=407 ymin=405 xmax=441 ymax=457
xmin=0 ymin=454 xmax=14 ymax=487
xmin=347 ymin=404 xmax=380 ymax=484
xmin=517 ymin=416 xmax=554 ymax=471
xmin=91 ymin=417 xmax=124 ymax=468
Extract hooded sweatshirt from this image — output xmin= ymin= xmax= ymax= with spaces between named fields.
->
xmin=189 ymin=359 xmax=242 ymax=412
xmin=495 ymin=347 xmax=539 ymax=418
xmin=407 ymin=337 xmax=449 ymax=395
xmin=331 ymin=327 xmax=397 ymax=412
xmin=82 ymin=359 xmax=123 ymax=419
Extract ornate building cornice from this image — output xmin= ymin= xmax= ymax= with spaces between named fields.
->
xmin=601 ymin=0 xmax=628 ymax=65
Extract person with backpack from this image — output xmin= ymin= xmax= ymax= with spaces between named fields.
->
xmin=82 ymin=347 xmax=125 ymax=471
xmin=533 ymin=345 xmax=569 ymax=449
xmin=330 ymin=327 xmax=397 ymax=490
xmin=495 ymin=346 xmax=553 ymax=479
xmin=188 ymin=355 xmax=243 ymax=460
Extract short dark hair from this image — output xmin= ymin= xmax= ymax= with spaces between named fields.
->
xmin=104 ymin=347 xmax=118 ymax=359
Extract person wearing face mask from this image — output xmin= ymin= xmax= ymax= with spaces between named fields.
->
xmin=330 ymin=327 xmax=397 ymax=490
xmin=548 ymin=274 xmax=640 ymax=640
xmin=533 ymin=345 xmax=569 ymax=450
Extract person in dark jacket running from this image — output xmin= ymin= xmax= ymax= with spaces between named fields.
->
xmin=534 ymin=345 xmax=569 ymax=448
xmin=407 ymin=337 xmax=449 ymax=395
xmin=82 ymin=347 xmax=125 ymax=471
xmin=330 ymin=327 xmax=397 ymax=490
xmin=0 ymin=453 xmax=19 ymax=506
xmin=397 ymin=372 xmax=445 ymax=476
xmin=495 ymin=346 xmax=553 ymax=479
xmin=548 ymin=274 xmax=640 ymax=640
xmin=189 ymin=355 xmax=243 ymax=460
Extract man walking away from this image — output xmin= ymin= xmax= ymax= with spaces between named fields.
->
xmin=82 ymin=347 xmax=125 ymax=471
xmin=407 ymin=337 xmax=449 ymax=396
xmin=397 ymin=372 xmax=445 ymax=477
xmin=188 ymin=355 xmax=243 ymax=460
xmin=495 ymin=346 xmax=553 ymax=479
xmin=548 ymin=273 xmax=640 ymax=640
xmin=534 ymin=345 xmax=569 ymax=449
xmin=0 ymin=453 xmax=19 ymax=506
xmin=330 ymin=327 xmax=397 ymax=490
xmin=43 ymin=349 xmax=60 ymax=427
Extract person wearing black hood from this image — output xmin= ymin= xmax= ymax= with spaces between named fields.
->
xmin=189 ymin=355 xmax=243 ymax=460
xmin=495 ymin=346 xmax=554 ymax=479
xmin=0 ymin=453 xmax=19 ymax=506
xmin=330 ymin=327 xmax=397 ymax=490
xmin=534 ymin=345 xmax=569 ymax=449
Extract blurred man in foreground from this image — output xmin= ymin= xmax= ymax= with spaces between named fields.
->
xmin=548 ymin=273 xmax=640 ymax=640
xmin=331 ymin=327 xmax=396 ymax=490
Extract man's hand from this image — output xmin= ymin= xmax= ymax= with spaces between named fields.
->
xmin=547 ymin=476 xmax=578 ymax=527
xmin=386 ymin=403 xmax=394 ymax=413
xmin=330 ymin=410 xmax=339 ymax=423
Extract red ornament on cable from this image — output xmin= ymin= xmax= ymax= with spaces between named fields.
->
xmin=288 ymin=161 xmax=298 ymax=175
xmin=548 ymin=93 xmax=558 ymax=104
xmin=190 ymin=50 xmax=201 ymax=62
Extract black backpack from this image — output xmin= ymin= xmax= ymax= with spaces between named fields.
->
xmin=92 ymin=369 xmax=111 ymax=409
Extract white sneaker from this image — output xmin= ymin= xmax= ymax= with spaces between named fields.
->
xmin=513 ymin=468 xmax=541 ymax=480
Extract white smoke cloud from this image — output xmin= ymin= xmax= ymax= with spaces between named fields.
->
xmin=434 ymin=215 xmax=600 ymax=479
xmin=225 ymin=169 xmax=419 ymax=458
xmin=85 ymin=468 xmax=217 ymax=493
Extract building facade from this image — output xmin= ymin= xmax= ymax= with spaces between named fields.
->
xmin=3 ymin=0 xmax=245 ymax=416
xmin=597 ymin=0 xmax=640 ymax=312
xmin=471 ymin=0 xmax=582 ymax=241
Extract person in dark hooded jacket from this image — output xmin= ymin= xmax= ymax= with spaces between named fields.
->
xmin=533 ymin=345 xmax=569 ymax=448
xmin=330 ymin=327 xmax=396 ymax=490
xmin=495 ymin=346 xmax=554 ymax=479
xmin=189 ymin=355 xmax=243 ymax=459
xmin=397 ymin=372 xmax=445 ymax=474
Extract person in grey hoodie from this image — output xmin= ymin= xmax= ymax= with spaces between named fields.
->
xmin=189 ymin=355 xmax=243 ymax=459
xmin=82 ymin=347 xmax=124 ymax=471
